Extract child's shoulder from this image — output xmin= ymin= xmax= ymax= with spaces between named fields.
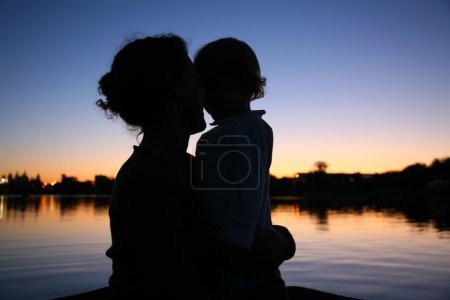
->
xmin=199 ymin=110 xmax=272 ymax=144
xmin=219 ymin=110 xmax=271 ymax=129
xmin=236 ymin=110 xmax=273 ymax=136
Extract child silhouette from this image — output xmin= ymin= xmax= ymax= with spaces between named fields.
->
xmin=193 ymin=37 xmax=289 ymax=299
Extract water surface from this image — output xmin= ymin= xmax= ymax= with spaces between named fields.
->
xmin=0 ymin=195 xmax=449 ymax=300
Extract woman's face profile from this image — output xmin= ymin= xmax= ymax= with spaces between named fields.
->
xmin=180 ymin=59 xmax=206 ymax=134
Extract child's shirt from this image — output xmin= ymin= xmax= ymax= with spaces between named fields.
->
xmin=193 ymin=110 xmax=286 ymax=298
xmin=194 ymin=109 xmax=273 ymax=250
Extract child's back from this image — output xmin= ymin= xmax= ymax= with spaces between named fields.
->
xmin=197 ymin=110 xmax=272 ymax=248
xmin=193 ymin=37 xmax=287 ymax=299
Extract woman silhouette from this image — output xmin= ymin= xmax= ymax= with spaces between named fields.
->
xmin=99 ymin=34 xmax=207 ymax=298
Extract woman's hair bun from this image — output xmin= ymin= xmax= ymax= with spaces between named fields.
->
xmin=96 ymin=71 xmax=121 ymax=117
xmin=96 ymin=34 xmax=189 ymax=129
xmin=98 ymin=72 xmax=114 ymax=99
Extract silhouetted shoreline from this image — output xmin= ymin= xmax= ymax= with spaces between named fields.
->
xmin=2 ymin=156 xmax=448 ymax=236
xmin=1 ymin=157 xmax=449 ymax=199
xmin=0 ymin=174 xmax=114 ymax=196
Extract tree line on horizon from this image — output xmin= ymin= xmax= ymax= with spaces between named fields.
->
xmin=271 ymin=157 xmax=450 ymax=197
xmin=0 ymin=173 xmax=114 ymax=195
xmin=1 ymin=157 xmax=449 ymax=196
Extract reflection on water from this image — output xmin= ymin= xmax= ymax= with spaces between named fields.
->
xmin=271 ymin=201 xmax=450 ymax=300
xmin=0 ymin=195 xmax=450 ymax=300
xmin=273 ymin=201 xmax=450 ymax=239
xmin=0 ymin=195 xmax=111 ymax=300
xmin=0 ymin=195 xmax=4 ymax=220
xmin=0 ymin=195 xmax=109 ymax=221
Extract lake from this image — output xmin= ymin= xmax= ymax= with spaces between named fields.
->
xmin=0 ymin=195 xmax=449 ymax=300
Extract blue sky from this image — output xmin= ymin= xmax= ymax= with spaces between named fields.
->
xmin=1 ymin=0 xmax=449 ymax=181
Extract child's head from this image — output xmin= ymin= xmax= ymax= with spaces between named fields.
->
xmin=194 ymin=37 xmax=266 ymax=120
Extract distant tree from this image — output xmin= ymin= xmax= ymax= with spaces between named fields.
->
xmin=31 ymin=174 xmax=43 ymax=193
xmin=428 ymin=157 xmax=450 ymax=189
xmin=314 ymin=161 xmax=328 ymax=173
xmin=401 ymin=163 xmax=428 ymax=188
xmin=11 ymin=171 xmax=32 ymax=195
xmin=7 ymin=173 xmax=14 ymax=192
xmin=430 ymin=157 xmax=450 ymax=175
xmin=95 ymin=175 xmax=114 ymax=194
xmin=269 ymin=175 xmax=297 ymax=196
xmin=402 ymin=163 xmax=427 ymax=173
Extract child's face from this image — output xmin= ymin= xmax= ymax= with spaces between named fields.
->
xmin=204 ymin=98 xmax=245 ymax=121
xmin=202 ymin=75 xmax=250 ymax=121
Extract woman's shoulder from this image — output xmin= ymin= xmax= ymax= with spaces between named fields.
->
xmin=115 ymin=146 xmax=173 ymax=188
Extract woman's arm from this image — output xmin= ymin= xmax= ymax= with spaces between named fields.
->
xmin=246 ymin=225 xmax=296 ymax=272
xmin=216 ymin=225 xmax=296 ymax=273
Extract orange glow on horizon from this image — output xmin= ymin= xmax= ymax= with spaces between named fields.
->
xmin=2 ymin=155 xmax=448 ymax=183
xmin=1 ymin=136 xmax=447 ymax=182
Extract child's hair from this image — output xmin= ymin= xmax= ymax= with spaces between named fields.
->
xmin=194 ymin=37 xmax=266 ymax=100
xmin=96 ymin=34 xmax=188 ymax=130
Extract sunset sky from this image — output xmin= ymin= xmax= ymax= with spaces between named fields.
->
xmin=1 ymin=0 xmax=449 ymax=182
